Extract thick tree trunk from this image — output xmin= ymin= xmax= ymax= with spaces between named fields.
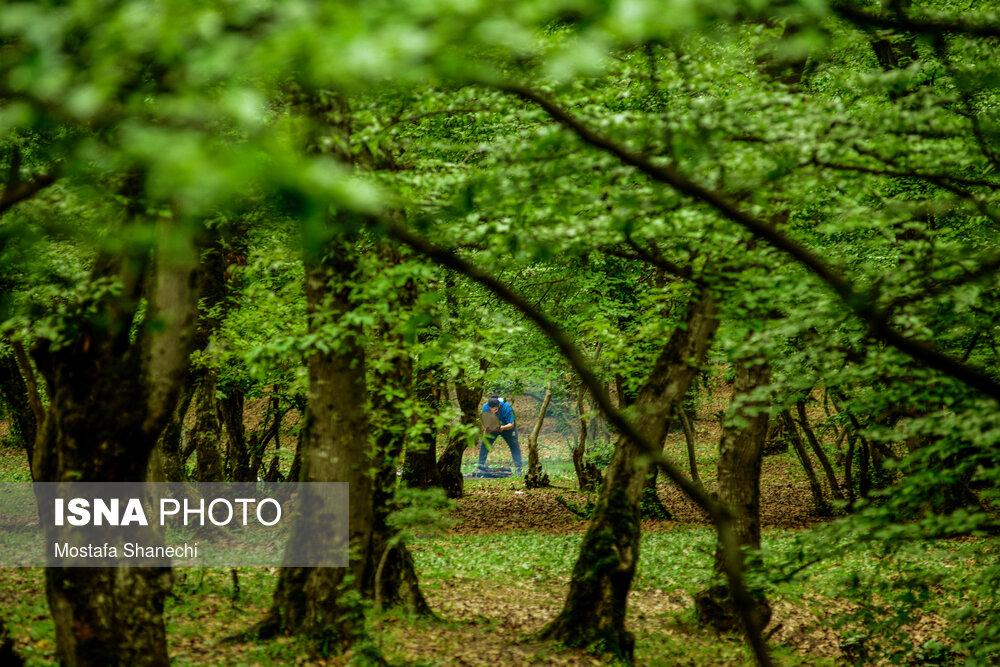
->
xmin=261 ymin=236 xmax=375 ymax=649
xmin=367 ymin=404 xmax=430 ymax=613
xmin=695 ymin=359 xmax=772 ymax=632
xmin=403 ymin=368 xmax=444 ymax=489
xmin=363 ymin=240 xmax=430 ymax=614
xmin=782 ymin=410 xmax=831 ymax=515
xmin=30 ymin=221 xmax=199 ymax=667
xmin=437 ymin=368 xmax=485 ymax=498
xmin=525 ymin=380 xmax=552 ymax=488
xmin=539 ymin=296 xmax=718 ymax=660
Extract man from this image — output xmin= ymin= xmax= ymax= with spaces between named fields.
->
xmin=480 ymin=395 xmax=522 ymax=475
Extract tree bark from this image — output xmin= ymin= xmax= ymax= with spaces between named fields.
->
xmin=192 ymin=373 xmax=225 ymax=482
xmin=695 ymin=358 xmax=772 ymax=632
xmin=639 ymin=457 xmax=673 ymax=520
xmin=363 ymin=239 xmax=430 ymax=614
xmin=538 ymin=295 xmax=718 ymax=660
xmin=403 ymin=367 xmax=444 ymax=489
xmin=572 ymin=381 xmax=600 ymax=492
xmin=634 ymin=377 xmax=673 ymax=520
xmin=249 ymin=395 xmax=283 ymax=480
xmin=437 ymin=366 xmax=485 ymax=498
xmin=781 ymin=410 xmax=831 ymax=515
xmin=31 ymin=217 xmax=199 ymax=667
xmin=525 ymin=380 xmax=552 ymax=488
xmin=796 ymin=400 xmax=844 ymax=501
xmin=220 ymin=386 xmax=252 ymax=482
xmin=844 ymin=430 xmax=858 ymax=505
xmin=148 ymin=380 xmax=194 ymax=482
xmin=679 ymin=409 xmax=703 ymax=487
xmin=0 ymin=343 xmax=38 ymax=475
xmin=260 ymin=234 xmax=375 ymax=648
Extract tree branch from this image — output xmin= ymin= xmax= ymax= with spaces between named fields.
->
xmin=506 ymin=85 xmax=1000 ymax=405
xmin=602 ymin=244 xmax=699 ymax=284
xmin=814 ymin=158 xmax=1000 ymax=191
xmin=832 ymin=2 xmax=1000 ymax=39
xmin=0 ymin=169 xmax=59 ymax=216
xmin=882 ymin=253 xmax=1000 ymax=315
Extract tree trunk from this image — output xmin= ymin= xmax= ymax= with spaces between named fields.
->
xmin=525 ymin=380 xmax=552 ymax=488
xmin=572 ymin=381 xmax=600 ymax=492
xmin=695 ymin=358 xmax=772 ymax=632
xmin=148 ymin=380 xmax=194 ymax=482
xmin=260 ymin=234 xmax=374 ymax=649
xmin=219 ymin=386 xmax=252 ymax=482
xmin=796 ymin=399 xmax=843 ymax=501
xmin=781 ymin=410 xmax=831 ymax=515
xmin=31 ymin=219 xmax=199 ymax=667
xmin=403 ymin=367 xmax=443 ymax=489
xmin=437 ymin=366 xmax=485 ymax=498
xmin=629 ymin=373 xmax=672 ymax=520
xmin=871 ymin=0 xmax=917 ymax=72
xmin=363 ymin=240 xmax=430 ymax=614
xmin=192 ymin=373 xmax=225 ymax=482
xmin=844 ymin=430 xmax=857 ymax=505
xmin=539 ymin=295 xmax=718 ymax=660
xmin=859 ymin=432 xmax=871 ymax=499
xmin=679 ymin=409 xmax=703 ymax=487
xmin=639 ymin=458 xmax=673 ymax=520
xmin=762 ymin=419 xmax=788 ymax=455
xmin=248 ymin=395 xmax=282 ymax=480
xmin=0 ymin=344 xmax=38 ymax=475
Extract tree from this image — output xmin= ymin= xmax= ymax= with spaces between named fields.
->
xmin=538 ymin=294 xmax=718 ymax=659
xmin=695 ymin=355 xmax=773 ymax=632
xmin=260 ymin=228 xmax=374 ymax=649
xmin=30 ymin=215 xmax=200 ymax=666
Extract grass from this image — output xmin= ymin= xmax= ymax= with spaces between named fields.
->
xmin=1 ymin=427 xmax=997 ymax=665
xmin=5 ymin=514 xmax=988 ymax=665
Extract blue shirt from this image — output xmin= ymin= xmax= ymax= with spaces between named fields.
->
xmin=482 ymin=398 xmax=515 ymax=425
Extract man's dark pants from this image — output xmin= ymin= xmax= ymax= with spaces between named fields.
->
xmin=479 ymin=425 xmax=522 ymax=473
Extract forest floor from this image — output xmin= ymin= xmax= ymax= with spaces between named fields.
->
xmin=0 ymin=475 xmax=843 ymax=667
xmin=0 ymin=393 xmax=971 ymax=666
